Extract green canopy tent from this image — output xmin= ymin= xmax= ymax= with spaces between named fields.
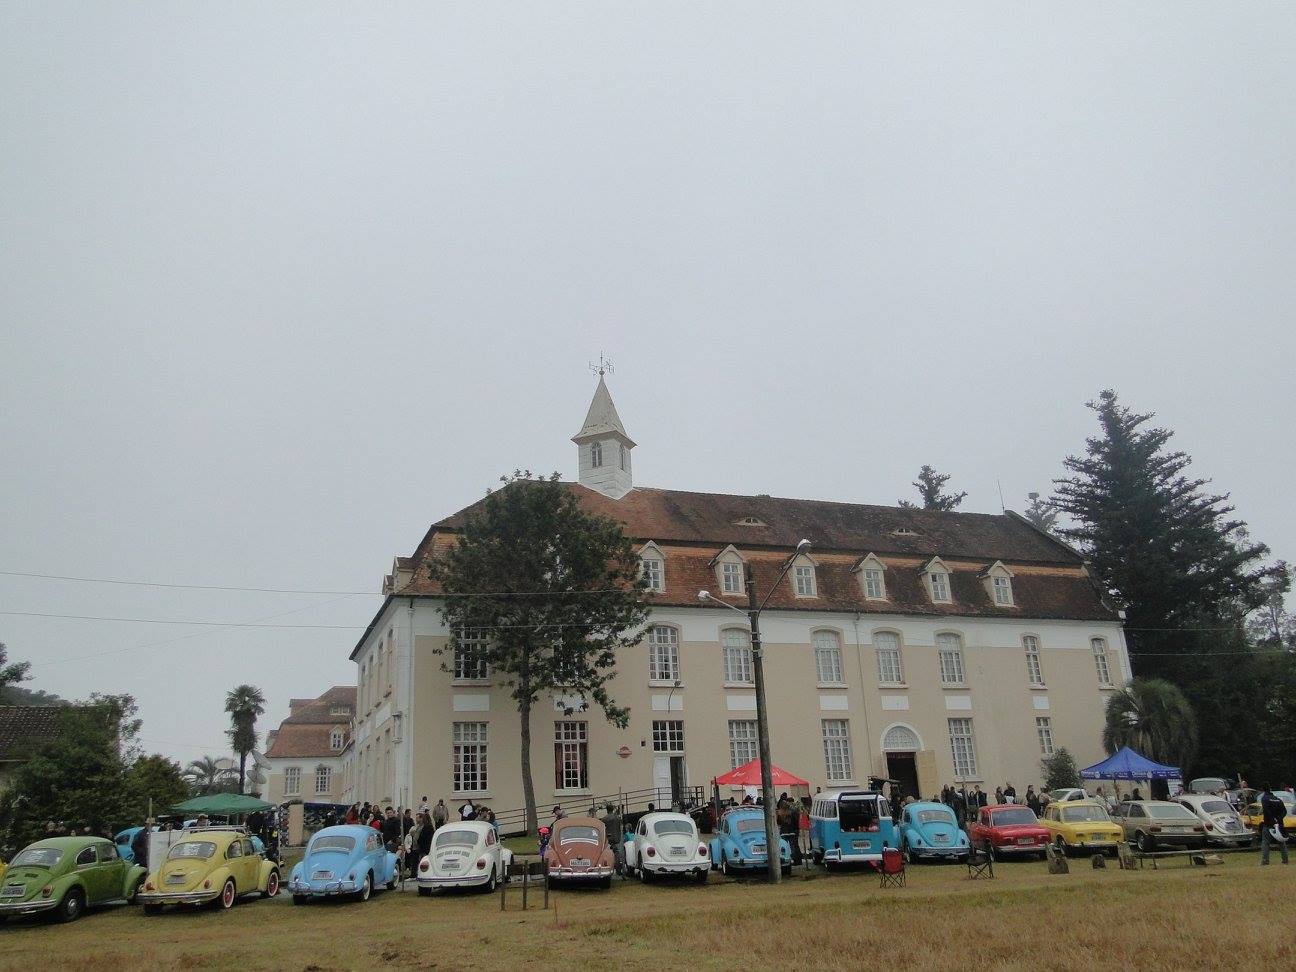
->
xmin=170 ymin=793 xmax=275 ymax=817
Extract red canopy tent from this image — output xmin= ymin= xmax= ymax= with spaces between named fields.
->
xmin=714 ymin=759 xmax=810 ymax=789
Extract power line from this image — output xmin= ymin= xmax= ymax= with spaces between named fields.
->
xmin=0 ymin=569 xmax=377 ymax=596
xmin=0 ymin=611 xmax=364 ymax=628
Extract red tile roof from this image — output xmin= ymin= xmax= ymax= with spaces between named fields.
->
xmin=264 ymin=686 xmax=354 ymax=759
xmin=0 ymin=706 xmax=67 ymax=762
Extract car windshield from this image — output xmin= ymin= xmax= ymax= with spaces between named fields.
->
xmin=557 ymin=826 xmax=600 ymax=844
xmin=1147 ymin=804 xmax=1196 ymax=820
xmin=10 ymin=847 xmax=63 ymax=868
xmin=839 ymin=797 xmax=881 ymax=832
xmin=734 ymin=818 xmax=765 ymax=833
xmin=435 ymin=831 xmax=478 ymax=849
xmin=1062 ymin=806 xmax=1109 ymax=823
xmin=991 ymin=808 xmax=1037 ymax=826
xmin=917 ymin=809 xmax=955 ymax=825
xmin=1198 ymin=800 xmax=1233 ymax=815
xmin=1190 ymin=778 xmax=1229 ymax=793
xmin=310 ymin=835 xmax=355 ymax=854
xmin=168 ymin=841 xmax=216 ymax=860
xmin=653 ymin=820 xmax=694 ymax=837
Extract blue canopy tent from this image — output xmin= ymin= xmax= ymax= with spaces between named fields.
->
xmin=1080 ymin=746 xmax=1180 ymax=780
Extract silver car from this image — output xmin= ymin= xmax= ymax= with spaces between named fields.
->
xmin=1112 ymin=800 xmax=1206 ymax=852
xmin=1176 ymin=794 xmax=1253 ymax=846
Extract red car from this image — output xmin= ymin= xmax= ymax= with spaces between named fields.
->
xmin=968 ymin=804 xmax=1050 ymax=859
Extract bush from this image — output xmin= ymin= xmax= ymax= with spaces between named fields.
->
xmin=1042 ymin=748 xmax=1082 ymax=791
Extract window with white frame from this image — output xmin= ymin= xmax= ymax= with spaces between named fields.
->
xmin=619 ymin=442 xmax=627 ymax=471
xmin=283 ymin=766 xmax=301 ymax=796
xmin=821 ymin=720 xmax=853 ymax=782
xmin=948 ymin=718 xmax=978 ymax=778
xmin=1035 ymin=716 xmax=1055 ymax=756
xmin=863 ymin=567 xmax=886 ymax=600
xmin=721 ymin=561 xmax=743 ymax=594
xmin=813 ymin=630 xmax=844 ymax=685
xmin=992 ymin=574 xmax=1013 ymax=606
xmin=554 ymin=721 xmax=588 ymax=790
xmin=929 ymin=570 xmax=952 ymax=603
xmin=590 ymin=440 xmax=603 ymax=468
xmin=728 ymin=720 xmax=758 ymax=768
xmin=648 ymin=626 xmax=680 ymax=682
xmin=641 ymin=556 xmax=664 ymax=592
xmin=330 ymin=728 xmax=344 ymax=750
xmin=1091 ymin=637 xmax=1113 ymax=686
xmin=1023 ymin=636 xmax=1044 ymax=686
xmin=452 ymin=722 xmax=488 ymax=792
xmin=794 ymin=564 xmax=816 ymax=597
xmin=937 ymin=632 xmax=965 ymax=685
xmin=722 ymin=628 xmax=753 ymax=684
xmin=874 ymin=631 xmax=904 ymax=685
xmin=652 ymin=720 xmax=685 ymax=753
xmin=315 ymin=765 xmax=331 ymax=794
xmin=454 ymin=628 xmax=490 ymax=681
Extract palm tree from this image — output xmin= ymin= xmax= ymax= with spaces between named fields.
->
xmin=1102 ymin=678 xmax=1199 ymax=774
xmin=224 ymin=685 xmax=266 ymax=795
xmin=183 ymin=756 xmax=237 ymax=795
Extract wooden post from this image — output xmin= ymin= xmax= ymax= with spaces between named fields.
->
xmin=522 ymin=865 xmax=529 ymax=910
xmin=542 ymin=861 xmax=549 ymax=909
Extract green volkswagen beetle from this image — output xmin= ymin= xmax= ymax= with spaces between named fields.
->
xmin=0 ymin=836 xmax=146 ymax=922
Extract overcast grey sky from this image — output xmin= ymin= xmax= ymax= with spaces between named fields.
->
xmin=3 ymin=3 xmax=1293 ymax=771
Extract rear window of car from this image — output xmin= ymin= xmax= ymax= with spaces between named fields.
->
xmin=1147 ymin=804 xmax=1196 ymax=820
xmin=1062 ymin=806 xmax=1109 ymax=823
xmin=310 ymin=836 xmax=356 ymax=854
xmin=990 ymin=808 xmax=1037 ymax=826
xmin=557 ymin=826 xmax=600 ymax=844
xmin=652 ymin=820 xmax=694 ymax=837
xmin=917 ymin=809 xmax=955 ymax=825
xmin=734 ymin=819 xmax=764 ymax=833
xmin=10 ymin=848 xmax=62 ymax=868
xmin=435 ymin=831 xmax=478 ymax=849
xmin=1198 ymin=800 xmax=1232 ymax=815
xmin=168 ymin=841 xmax=216 ymax=860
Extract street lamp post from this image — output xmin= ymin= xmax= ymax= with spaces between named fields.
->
xmin=700 ymin=538 xmax=811 ymax=884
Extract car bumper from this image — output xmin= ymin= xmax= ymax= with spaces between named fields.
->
xmin=642 ymin=860 xmax=709 ymax=876
xmin=548 ymin=866 xmax=614 ymax=880
xmin=288 ymin=880 xmax=362 ymax=897
xmin=989 ymin=843 xmax=1047 ymax=855
xmin=823 ymin=849 xmax=883 ymax=863
xmin=910 ymin=845 xmax=969 ymax=859
xmin=416 ymin=872 xmax=492 ymax=890
xmin=1065 ymin=836 xmax=1119 ymax=849
xmin=136 ymin=889 xmax=220 ymax=905
xmin=0 ymin=898 xmax=59 ymax=915
xmin=1147 ymin=835 xmax=1205 ymax=847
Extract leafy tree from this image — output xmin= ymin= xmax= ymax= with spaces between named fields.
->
xmin=1041 ymin=747 xmax=1082 ymax=791
xmin=1102 ymin=678 xmax=1199 ymax=775
xmin=429 ymin=471 xmax=650 ymax=834
xmin=224 ymin=685 xmax=266 ymax=795
xmin=898 ymin=465 xmax=967 ymax=511
xmin=0 ymin=642 xmax=31 ymax=701
xmin=125 ymin=755 xmax=190 ymax=818
xmin=1246 ymin=565 xmax=1294 ymax=649
xmin=1022 ymin=492 xmax=1059 ymax=534
xmin=182 ymin=755 xmax=239 ymax=795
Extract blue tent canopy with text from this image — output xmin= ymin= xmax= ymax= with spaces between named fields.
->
xmin=1079 ymin=746 xmax=1180 ymax=780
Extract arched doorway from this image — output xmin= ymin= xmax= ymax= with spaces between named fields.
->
xmin=881 ymin=724 xmax=922 ymax=802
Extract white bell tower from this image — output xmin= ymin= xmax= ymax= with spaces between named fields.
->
xmin=573 ymin=358 xmax=635 ymax=499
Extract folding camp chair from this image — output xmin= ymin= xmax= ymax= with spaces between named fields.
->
xmin=878 ymin=847 xmax=906 ymax=888
xmin=966 ymin=840 xmax=994 ymax=879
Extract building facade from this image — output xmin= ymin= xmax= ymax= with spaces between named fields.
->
xmin=349 ymin=377 xmax=1129 ymax=816
xmin=263 ymin=686 xmax=355 ymax=806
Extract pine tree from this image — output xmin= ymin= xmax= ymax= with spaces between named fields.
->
xmin=898 ymin=465 xmax=967 ymax=511
xmin=1023 ymin=492 xmax=1059 ymax=534
xmin=429 ymin=471 xmax=649 ymax=834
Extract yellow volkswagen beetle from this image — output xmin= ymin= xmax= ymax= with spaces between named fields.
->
xmin=1040 ymin=800 xmax=1123 ymax=856
xmin=137 ymin=829 xmax=279 ymax=913
xmin=1244 ymin=791 xmax=1296 ymax=833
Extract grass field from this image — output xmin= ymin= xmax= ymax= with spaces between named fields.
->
xmin=0 ymin=853 xmax=1292 ymax=971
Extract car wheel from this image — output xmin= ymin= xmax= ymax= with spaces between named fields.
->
xmin=1054 ymin=837 xmax=1069 ymax=858
xmin=128 ymin=876 xmax=145 ymax=903
xmin=903 ymin=842 xmax=915 ymax=865
xmin=143 ymin=903 xmax=163 ymax=916
xmin=600 ymin=876 xmax=612 ymax=890
xmin=719 ymin=856 xmax=729 ymax=877
xmin=485 ymin=868 xmax=498 ymax=894
xmin=218 ymin=878 xmax=237 ymax=910
xmin=417 ymin=886 xmax=432 ymax=897
xmin=781 ymin=864 xmax=792 ymax=877
xmin=358 ymin=873 xmax=372 ymax=902
xmin=1136 ymin=832 xmax=1155 ymax=853
xmin=695 ymin=869 xmax=708 ymax=885
xmin=292 ymin=894 xmax=308 ymax=906
xmin=264 ymin=870 xmax=280 ymax=898
xmin=56 ymin=887 xmax=85 ymax=923
xmin=639 ymin=864 xmax=653 ymax=884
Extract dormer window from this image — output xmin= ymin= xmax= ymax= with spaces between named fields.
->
xmin=330 ymin=728 xmax=344 ymax=751
xmin=712 ymin=545 xmax=746 ymax=596
xmin=854 ymin=554 xmax=888 ymax=601
xmin=638 ymin=542 xmax=666 ymax=593
xmin=590 ymin=441 xmax=603 ymax=468
xmin=892 ymin=527 xmax=918 ymax=537
xmin=921 ymin=557 xmax=953 ymax=604
xmin=734 ymin=516 xmax=768 ymax=527
xmin=980 ymin=561 xmax=1015 ymax=607
xmin=794 ymin=565 xmax=816 ymax=597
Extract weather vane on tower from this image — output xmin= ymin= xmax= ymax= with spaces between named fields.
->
xmin=589 ymin=353 xmax=614 ymax=378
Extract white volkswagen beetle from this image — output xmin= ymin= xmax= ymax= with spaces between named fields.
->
xmin=416 ymin=821 xmax=512 ymax=895
xmin=623 ymin=811 xmax=709 ymax=884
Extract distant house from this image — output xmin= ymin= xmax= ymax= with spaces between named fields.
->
xmin=0 ymin=706 xmax=67 ymax=790
xmin=263 ymin=687 xmax=355 ymax=806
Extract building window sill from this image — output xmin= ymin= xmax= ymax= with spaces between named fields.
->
xmin=554 ymin=789 xmax=593 ymax=797
xmin=827 ymin=779 xmax=857 ymax=787
xmin=1029 ymin=684 xmax=1048 ymax=691
xmin=649 ymin=680 xmax=683 ymax=689
xmin=817 ymin=682 xmax=848 ymax=690
xmin=452 ymin=792 xmax=492 ymax=800
xmin=940 ymin=683 xmax=968 ymax=690
xmin=878 ymin=682 xmax=908 ymax=690
xmin=1099 ymin=683 xmax=1116 ymax=690
xmin=723 ymin=681 xmax=755 ymax=690
xmin=452 ymin=679 xmax=492 ymax=687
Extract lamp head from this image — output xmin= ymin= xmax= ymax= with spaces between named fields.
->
xmin=796 ymin=538 xmax=812 ymax=552
xmin=698 ymin=590 xmax=710 ymax=601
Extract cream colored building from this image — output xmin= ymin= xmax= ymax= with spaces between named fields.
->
xmin=264 ymin=686 xmax=355 ymax=806
xmin=349 ymin=377 xmax=1129 ymax=823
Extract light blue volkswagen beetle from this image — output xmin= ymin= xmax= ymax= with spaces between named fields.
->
xmin=897 ymin=801 xmax=969 ymax=863
xmin=289 ymin=825 xmax=399 ymax=903
xmin=709 ymin=807 xmax=792 ymax=877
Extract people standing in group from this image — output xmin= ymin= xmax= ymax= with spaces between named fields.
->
xmin=433 ymin=798 xmax=449 ymax=831
xmin=460 ymin=798 xmax=478 ymax=821
xmin=1026 ymin=785 xmax=1040 ymax=815
xmin=419 ymin=795 xmax=430 ymax=814
xmin=1259 ymin=784 xmax=1290 ymax=865
xmin=404 ymin=812 xmax=426 ymax=878
xmin=601 ymin=803 xmax=624 ymax=874
xmin=402 ymin=807 xmax=415 ymax=841
xmin=345 ymin=803 xmax=359 ymax=824
xmin=776 ymin=793 xmax=801 ymax=865
xmin=994 ymin=786 xmax=1005 ymax=805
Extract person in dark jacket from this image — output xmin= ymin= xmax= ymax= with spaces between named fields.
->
xmin=130 ymin=823 xmax=151 ymax=871
xmin=381 ymin=807 xmax=402 ymax=850
xmin=1259 ymin=785 xmax=1290 ymax=865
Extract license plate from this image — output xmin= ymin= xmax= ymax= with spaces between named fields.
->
xmin=1089 ymin=836 xmax=1111 ymax=844
xmin=570 ymin=858 xmax=589 ymax=867
xmin=165 ymin=874 xmax=188 ymax=885
xmin=668 ymin=845 xmax=687 ymax=858
xmin=311 ymin=870 xmax=333 ymax=880
xmin=1 ymin=886 xmax=24 ymax=898
xmin=934 ymin=834 xmax=950 ymax=844
xmin=751 ymin=844 xmax=766 ymax=854
xmin=1016 ymin=837 xmax=1034 ymax=845
xmin=852 ymin=840 xmax=869 ymax=851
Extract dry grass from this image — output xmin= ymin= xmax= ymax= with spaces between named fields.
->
xmin=0 ymin=854 xmax=1292 ymax=971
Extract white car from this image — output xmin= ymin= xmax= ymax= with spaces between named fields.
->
xmin=624 ymin=812 xmax=709 ymax=884
xmin=415 ymin=821 xmax=513 ymax=894
xmin=1176 ymin=794 xmax=1253 ymax=847
xmin=1048 ymin=788 xmax=1090 ymax=803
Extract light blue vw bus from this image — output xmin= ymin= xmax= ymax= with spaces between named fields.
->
xmin=810 ymin=789 xmax=896 ymax=868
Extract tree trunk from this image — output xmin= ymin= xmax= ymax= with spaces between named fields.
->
xmin=519 ymin=694 xmax=537 ymax=835
xmin=238 ymin=751 xmax=247 ymax=795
